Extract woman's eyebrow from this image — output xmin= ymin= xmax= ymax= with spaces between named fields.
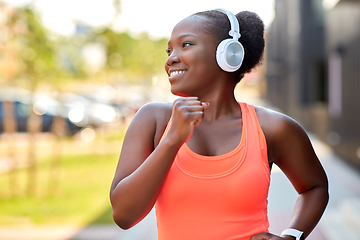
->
xmin=168 ymin=33 xmax=197 ymax=45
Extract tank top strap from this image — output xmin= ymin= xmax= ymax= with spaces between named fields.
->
xmin=240 ymin=102 xmax=270 ymax=182
xmin=159 ymin=117 xmax=172 ymax=143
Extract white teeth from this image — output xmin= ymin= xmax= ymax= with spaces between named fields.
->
xmin=170 ymin=70 xmax=185 ymax=77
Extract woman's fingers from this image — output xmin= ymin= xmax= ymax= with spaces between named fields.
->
xmin=202 ymin=101 xmax=210 ymax=110
xmin=168 ymin=97 xmax=209 ymax=143
xmin=179 ymin=99 xmax=207 ymax=125
xmin=173 ymin=98 xmax=205 ymax=116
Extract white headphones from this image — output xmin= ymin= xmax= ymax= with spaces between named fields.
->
xmin=214 ymin=8 xmax=245 ymax=72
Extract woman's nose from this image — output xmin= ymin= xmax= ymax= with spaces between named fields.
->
xmin=166 ymin=52 xmax=180 ymax=66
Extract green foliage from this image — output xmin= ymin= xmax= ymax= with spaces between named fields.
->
xmin=92 ymin=28 xmax=168 ymax=82
xmin=55 ymin=35 xmax=88 ymax=79
xmin=1 ymin=2 xmax=169 ymax=87
xmin=0 ymin=4 xmax=88 ymax=88
xmin=19 ymin=6 xmax=60 ymax=83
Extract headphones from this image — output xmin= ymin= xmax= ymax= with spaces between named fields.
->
xmin=214 ymin=8 xmax=245 ymax=72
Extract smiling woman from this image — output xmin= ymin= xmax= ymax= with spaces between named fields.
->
xmin=110 ymin=8 xmax=328 ymax=240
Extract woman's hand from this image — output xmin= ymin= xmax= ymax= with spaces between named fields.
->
xmin=166 ymin=97 xmax=209 ymax=144
xmin=251 ymin=232 xmax=294 ymax=240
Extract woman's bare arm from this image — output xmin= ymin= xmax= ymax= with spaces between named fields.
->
xmin=252 ymin=107 xmax=329 ymax=240
xmin=110 ymin=98 xmax=208 ymax=229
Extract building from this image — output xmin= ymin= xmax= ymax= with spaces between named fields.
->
xmin=266 ymin=0 xmax=360 ymax=168
xmin=326 ymin=0 xmax=360 ymax=167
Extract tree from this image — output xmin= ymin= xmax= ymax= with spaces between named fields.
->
xmin=1 ymin=4 xmax=64 ymax=196
xmin=91 ymin=28 xmax=168 ymax=83
xmin=0 ymin=2 xmax=26 ymax=196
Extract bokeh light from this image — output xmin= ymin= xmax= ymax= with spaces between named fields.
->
xmin=80 ymin=127 xmax=96 ymax=142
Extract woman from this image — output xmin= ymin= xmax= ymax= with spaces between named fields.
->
xmin=110 ymin=9 xmax=328 ymax=240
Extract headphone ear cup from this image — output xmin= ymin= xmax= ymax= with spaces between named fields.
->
xmin=216 ymin=39 xmax=245 ymax=72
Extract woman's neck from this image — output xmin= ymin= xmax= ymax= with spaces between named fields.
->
xmin=200 ymin=91 xmax=240 ymax=122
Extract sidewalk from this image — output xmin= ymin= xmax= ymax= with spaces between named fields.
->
xmin=312 ymin=136 xmax=360 ymax=240
xmin=268 ymin=134 xmax=360 ymax=240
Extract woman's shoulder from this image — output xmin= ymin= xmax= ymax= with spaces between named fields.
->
xmin=133 ymin=101 xmax=173 ymax=126
xmin=137 ymin=101 xmax=173 ymax=115
xmin=134 ymin=102 xmax=173 ymax=145
xmin=254 ymin=105 xmax=288 ymax=125
xmin=253 ymin=105 xmax=312 ymax=163
xmin=253 ymin=105 xmax=308 ymax=145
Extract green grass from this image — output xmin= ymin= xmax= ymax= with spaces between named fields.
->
xmin=0 ymin=153 xmax=119 ymax=227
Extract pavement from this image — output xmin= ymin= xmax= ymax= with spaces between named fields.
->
xmin=268 ymin=134 xmax=360 ymax=240
xmin=1 ymin=133 xmax=360 ymax=240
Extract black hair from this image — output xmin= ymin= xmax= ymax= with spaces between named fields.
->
xmin=192 ymin=10 xmax=265 ymax=82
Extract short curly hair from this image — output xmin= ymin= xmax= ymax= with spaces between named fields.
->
xmin=192 ymin=10 xmax=265 ymax=83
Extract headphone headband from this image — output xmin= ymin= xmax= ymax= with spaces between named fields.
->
xmin=214 ymin=8 xmax=241 ymax=40
xmin=213 ymin=8 xmax=244 ymax=72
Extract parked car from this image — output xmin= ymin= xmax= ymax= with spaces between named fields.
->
xmin=0 ymin=99 xmax=82 ymax=135
xmin=57 ymin=92 xmax=123 ymax=128
xmin=0 ymin=88 xmax=81 ymax=135
xmin=0 ymin=87 xmax=123 ymax=134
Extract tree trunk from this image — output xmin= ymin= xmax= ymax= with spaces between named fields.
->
xmin=2 ymin=100 xmax=19 ymax=196
xmin=26 ymin=97 xmax=42 ymax=196
xmin=48 ymin=114 xmax=66 ymax=195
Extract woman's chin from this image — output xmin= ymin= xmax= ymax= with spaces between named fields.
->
xmin=170 ymin=88 xmax=186 ymax=97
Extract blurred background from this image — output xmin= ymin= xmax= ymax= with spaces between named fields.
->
xmin=0 ymin=0 xmax=359 ymax=240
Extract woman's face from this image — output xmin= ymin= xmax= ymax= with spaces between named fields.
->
xmin=165 ymin=16 xmax=221 ymax=97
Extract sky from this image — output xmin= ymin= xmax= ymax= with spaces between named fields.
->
xmin=4 ymin=0 xmax=276 ymax=39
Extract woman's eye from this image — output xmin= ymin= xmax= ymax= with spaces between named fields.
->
xmin=182 ymin=42 xmax=193 ymax=48
xmin=166 ymin=49 xmax=172 ymax=55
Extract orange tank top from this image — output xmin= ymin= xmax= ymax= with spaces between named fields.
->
xmin=155 ymin=102 xmax=271 ymax=240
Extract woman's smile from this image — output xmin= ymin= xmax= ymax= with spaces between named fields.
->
xmin=168 ymin=69 xmax=187 ymax=82
xmin=170 ymin=70 xmax=186 ymax=77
